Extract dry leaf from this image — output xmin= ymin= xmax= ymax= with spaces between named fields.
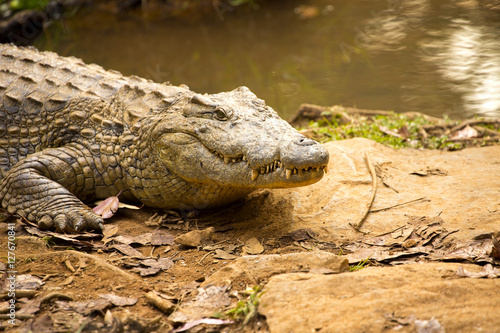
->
xmin=151 ymin=229 xmax=175 ymax=246
xmin=100 ymin=294 xmax=138 ymax=306
xmin=131 ymin=267 xmax=160 ymax=276
xmin=172 ymin=318 xmax=234 ymax=333
xmin=15 ymin=274 xmax=44 ymax=290
xmin=213 ymin=249 xmax=238 ymax=260
xmin=93 ymin=190 xmax=123 ymax=219
xmin=286 ymin=229 xmax=316 ymax=241
xmin=113 ymin=233 xmax=152 ymax=246
xmin=398 ymin=126 xmax=410 ymax=139
xmin=243 ymin=237 xmax=264 ymax=255
xmin=490 ymin=236 xmax=500 ymax=259
xmin=140 ymin=258 xmax=174 ymax=271
xmin=174 ymin=227 xmax=215 ymax=248
xmin=451 ymin=125 xmax=478 ymax=139
xmin=111 ymin=244 xmax=146 ymax=258
xmin=56 ymin=299 xmax=112 ymax=315
xmin=102 ymin=225 xmax=119 ymax=239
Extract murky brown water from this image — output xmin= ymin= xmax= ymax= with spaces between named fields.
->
xmin=35 ymin=0 xmax=500 ymax=119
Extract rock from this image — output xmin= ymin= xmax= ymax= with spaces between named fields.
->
xmin=259 ymin=262 xmax=500 ymax=332
xmin=202 ymin=251 xmax=349 ymax=287
xmin=174 ymin=227 xmax=215 ymax=248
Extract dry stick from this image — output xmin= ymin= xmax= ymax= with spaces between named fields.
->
xmin=472 ymin=126 xmax=500 ymax=137
xmin=40 ymin=292 xmax=73 ymax=304
xmin=44 ymin=250 xmax=138 ymax=281
xmin=0 ymin=290 xmax=38 ymax=300
xmin=450 ymin=119 xmax=500 ymax=132
xmin=196 ymin=251 xmax=214 ymax=266
xmin=350 ymin=151 xmax=377 ymax=232
xmin=369 ymin=197 xmax=428 ymax=213
xmin=0 ymin=314 xmax=34 ymax=320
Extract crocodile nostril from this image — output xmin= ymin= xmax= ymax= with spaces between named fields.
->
xmin=295 ymin=137 xmax=317 ymax=146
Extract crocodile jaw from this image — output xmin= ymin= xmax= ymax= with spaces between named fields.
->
xmin=155 ymin=131 xmax=329 ymax=189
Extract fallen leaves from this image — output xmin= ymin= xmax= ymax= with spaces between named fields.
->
xmin=344 ymin=216 xmax=500 ymax=269
xmin=345 ymin=216 xmax=458 ymax=264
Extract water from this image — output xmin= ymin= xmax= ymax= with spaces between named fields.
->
xmin=34 ymin=0 xmax=500 ymax=119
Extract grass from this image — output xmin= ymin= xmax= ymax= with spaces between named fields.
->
xmin=349 ymin=257 xmax=371 ymax=272
xmin=215 ymin=285 xmax=265 ymax=326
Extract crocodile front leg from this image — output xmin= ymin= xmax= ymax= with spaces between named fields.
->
xmin=0 ymin=146 xmax=106 ymax=232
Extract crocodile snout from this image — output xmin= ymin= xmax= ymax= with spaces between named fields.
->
xmin=294 ymin=137 xmax=317 ymax=147
xmin=281 ymin=135 xmax=330 ymax=172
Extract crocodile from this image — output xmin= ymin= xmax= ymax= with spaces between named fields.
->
xmin=0 ymin=44 xmax=329 ymax=232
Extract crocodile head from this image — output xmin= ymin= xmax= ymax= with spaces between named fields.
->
xmin=150 ymin=86 xmax=329 ymax=190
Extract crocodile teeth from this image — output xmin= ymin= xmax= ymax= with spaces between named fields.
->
xmin=286 ymin=169 xmax=292 ymax=180
xmin=242 ymin=156 xmax=247 ymax=161
xmin=224 ymin=156 xmax=230 ymax=164
xmin=232 ymin=158 xmax=237 ymax=163
xmin=324 ymin=165 xmax=329 ymax=174
xmin=251 ymin=169 xmax=259 ymax=181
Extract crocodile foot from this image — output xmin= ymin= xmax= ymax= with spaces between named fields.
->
xmin=37 ymin=207 xmax=104 ymax=233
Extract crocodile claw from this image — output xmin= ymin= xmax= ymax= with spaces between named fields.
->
xmin=39 ymin=209 xmax=104 ymax=233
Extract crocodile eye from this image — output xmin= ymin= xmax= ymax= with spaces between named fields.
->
xmin=214 ymin=109 xmax=228 ymax=121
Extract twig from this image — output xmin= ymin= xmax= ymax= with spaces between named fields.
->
xmin=0 ymin=290 xmax=38 ymax=300
xmin=40 ymin=292 xmax=73 ymax=304
xmin=369 ymin=197 xmax=428 ymax=213
xmin=64 ymin=259 xmax=76 ymax=273
xmin=447 ymin=137 xmax=499 ymax=143
xmin=473 ymin=126 xmax=500 ymax=137
xmin=0 ymin=314 xmax=34 ymax=320
xmin=145 ymin=291 xmax=175 ymax=314
xmin=374 ymin=225 xmax=407 ymax=238
xmin=196 ymin=251 xmax=214 ymax=266
xmin=450 ymin=119 xmax=500 ymax=132
xmin=350 ymin=151 xmax=377 ymax=232
xmin=44 ymin=250 xmax=138 ymax=281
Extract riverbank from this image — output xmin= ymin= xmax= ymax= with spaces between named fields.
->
xmin=0 ymin=0 xmax=260 ymax=45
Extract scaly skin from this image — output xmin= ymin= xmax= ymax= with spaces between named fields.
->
xmin=0 ymin=44 xmax=329 ymax=232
